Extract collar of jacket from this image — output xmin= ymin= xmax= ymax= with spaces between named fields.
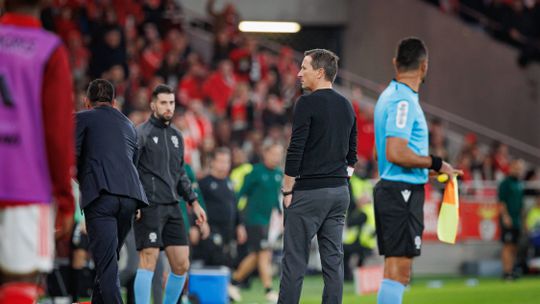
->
xmin=150 ymin=114 xmax=170 ymax=129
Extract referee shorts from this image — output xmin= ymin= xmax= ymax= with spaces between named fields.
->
xmin=134 ymin=203 xmax=188 ymax=250
xmin=374 ymin=179 xmax=425 ymax=257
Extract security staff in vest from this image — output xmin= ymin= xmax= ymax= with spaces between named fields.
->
xmin=279 ymin=49 xmax=357 ymax=304
xmin=343 ymin=174 xmax=376 ymax=281
xmin=76 ymin=79 xmax=149 ymax=304
xmin=133 ymin=84 xmax=207 ymax=304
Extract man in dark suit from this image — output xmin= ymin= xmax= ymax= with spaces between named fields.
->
xmin=76 ymin=79 xmax=148 ymax=304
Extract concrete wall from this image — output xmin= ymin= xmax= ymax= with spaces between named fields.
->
xmin=181 ymin=0 xmax=348 ymax=25
xmin=344 ymin=0 xmax=540 ymax=155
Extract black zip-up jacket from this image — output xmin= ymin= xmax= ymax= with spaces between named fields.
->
xmin=136 ymin=115 xmax=197 ymax=205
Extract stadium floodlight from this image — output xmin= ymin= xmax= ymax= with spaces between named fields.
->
xmin=238 ymin=21 xmax=301 ymax=33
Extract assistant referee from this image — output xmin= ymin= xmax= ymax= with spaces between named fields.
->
xmin=373 ymin=37 xmax=461 ymax=304
xmin=279 ymin=49 xmax=357 ymax=304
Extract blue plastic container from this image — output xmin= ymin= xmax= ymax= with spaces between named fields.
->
xmin=188 ymin=267 xmax=230 ymax=304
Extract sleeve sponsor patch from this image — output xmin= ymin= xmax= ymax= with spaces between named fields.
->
xmin=395 ymin=100 xmax=409 ymax=129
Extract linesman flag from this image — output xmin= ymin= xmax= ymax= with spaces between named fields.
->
xmin=437 ymin=175 xmax=459 ymax=244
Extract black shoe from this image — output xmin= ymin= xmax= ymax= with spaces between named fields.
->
xmin=502 ymin=273 xmax=515 ymax=281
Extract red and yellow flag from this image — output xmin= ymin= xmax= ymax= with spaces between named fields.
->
xmin=437 ymin=175 xmax=459 ymax=244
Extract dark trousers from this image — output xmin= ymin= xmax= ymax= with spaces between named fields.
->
xmin=278 ymin=186 xmax=350 ymax=304
xmin=84 ymin=194 xmax=138 ymax=304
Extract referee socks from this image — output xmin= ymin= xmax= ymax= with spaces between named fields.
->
xmin=134 ymin=269 xmax=154 ymax=304
xmin=163 ymin=272 xmax=187 ymax=304
xmin=377 ymin=279 xmax=405 ymax=304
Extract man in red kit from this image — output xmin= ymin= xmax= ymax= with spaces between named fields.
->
xmin=0 ymin=1 xmax=75 ymax=303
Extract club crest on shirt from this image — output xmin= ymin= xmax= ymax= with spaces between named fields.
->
xmin=152 ymin=136 xmax=158 ymax=144
xmin=171 ymin=135 xmax=179 ymax=148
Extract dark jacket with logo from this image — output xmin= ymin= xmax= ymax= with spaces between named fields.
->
xmin=136 ymin=115 xmax=197 ymax=205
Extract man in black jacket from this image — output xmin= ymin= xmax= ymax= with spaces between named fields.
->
xmin=279 ymin=49 xmax=357 ymax=304
xmin=76 ymin=79 xmax=148 ymax=304
xmin=197 ymin=148 xmax=246 ymax=268
xmin=133 ymin=84 xmax=207 ymax=304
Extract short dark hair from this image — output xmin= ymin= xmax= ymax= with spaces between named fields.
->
xmin=211 ymin=147 xmax=231 ymax=160
xmin=396 ymin=37 xmax=428 ymax=71
xmin=87 ymin=79 xmax=115 ymax=103
xmin=304 ymin=49 xmax=339 ymax=82
xmin=151 ymin=84 xmax=174 ymax=101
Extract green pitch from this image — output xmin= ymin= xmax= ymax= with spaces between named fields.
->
xmin=238 ymin=275 xmax=540 ymax=304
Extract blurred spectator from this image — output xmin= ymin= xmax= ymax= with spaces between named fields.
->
xmin=230 ymin=146 xmax=254 ymax=209
xmin=156 ymin=51 xmax=184 ymax=89
xmin=229 ymin=36 xmax=268 ymax=85
xmin=277 ymin=46 xmax=299 ymax=80
xmin=343 ymin=169 xmax=376 ymax=281
xmin=54 ymin=6 xmax=79 ymax=43
xmin=499 ymin=159 xmax=525 ymax=280
xmin=162 ymin=28 xmax=190 ymax=61
xmin=89 ymin=26 xmax=127 ymax=78
xmin=242 ymin=130 xmax=264 ymax=163
xmin=280 ymin=72 xmax=300 ymax=110
xmin=106 ymin=65 xmax=127 ymax=98
xmin=206 ymin=0 xmax=240 ymax=37
xmin=172 ymin=111 xmax=201 ymax=171
xmin=197 ymin=148 xmax=247 ymax=271
xmin=231 ymin=142 xmax=284 ymax=302
xmin=140 ymin=38 xmax=164 ymax=82
xmin=202 ymin=59 xmax=237 ymax=116
xmin=161 ymin=0 xmax=185 ymax=31
xmin=262 ymin=94 xmax=288 ymax=130
xmin=178 ymin=60 xmax=207 ymax=107
xmin=526 ymin=194 xmax=540 ymax=258
xmin=349 ymin=88 xmax=376 ymax=178
xmin=134 ymin=86 xmax=153 ymax=112
xmin=214 ymin=118 xmax=233 ymax=148
xmin=212 ymin=28 xmax=236 ymax=68
xmin=456 ymin=153 xmax=473 ymax=182
xmin=429 ymin=118 xmax=449 ymax=160
xmin=227 ymin=82 xmax=255 ymax=142
xmin=142 ymin=0 xmax=166 ymax=34
xmin=492 ymin=141 xmax=511 ymax=180
xmin=66 ymin=30 xmax=90 ymax=84
xmin=200 ymin=136 xmax=218 ymax=174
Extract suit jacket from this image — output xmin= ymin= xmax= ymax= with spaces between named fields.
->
xmin=76 ymin=105 xmax=148 ymax=209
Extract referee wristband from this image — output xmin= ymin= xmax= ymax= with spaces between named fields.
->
xmin=429 ymin=155 xmax=443 ymax=172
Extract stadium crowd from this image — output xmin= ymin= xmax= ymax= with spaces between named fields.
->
xmin=8 ymin=0 xmax=540 ymax=302
xmin=423 ymin=0 xmax=540 ymax=66
xmin=41 ymin=0 xmax=536 ymax=183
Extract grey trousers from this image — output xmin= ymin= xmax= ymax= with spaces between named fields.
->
xmin=278 ymin=185 xmax=350 ymax=304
